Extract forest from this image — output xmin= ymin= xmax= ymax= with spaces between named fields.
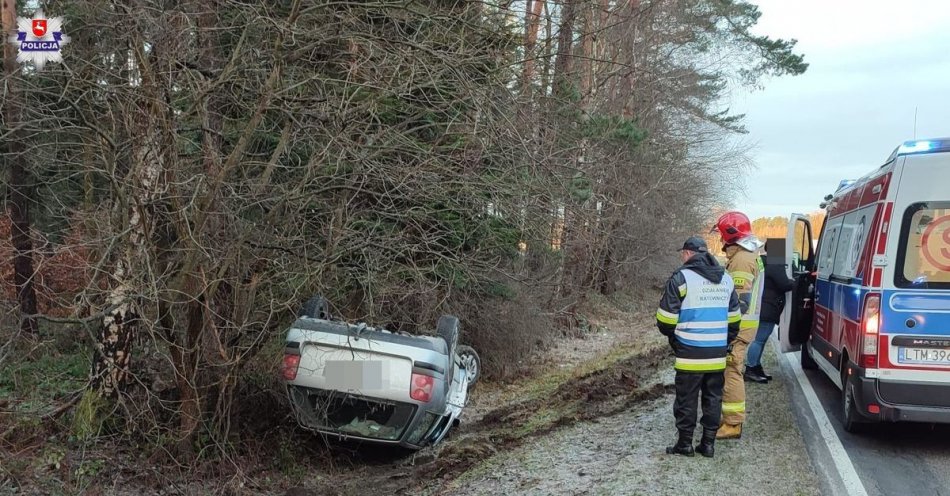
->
xmin=1 ymin=0 xmax=805 ymax=491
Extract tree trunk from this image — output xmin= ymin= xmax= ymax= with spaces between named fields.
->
xmin=552 ymin=0 xmax=576 ymax=98
xmin=2 ymin=0 xmax=39 ymax=336
xmin=578 ymin=0 xmax=594 ymax=104
xmin=90 ymin=110 xmax=164 ymax=399
xmin=520 ymin=0 xmax=544 ymax=97
xmin=90 ymin=274 xmax=137 ymax=397
xmin=173 ymin=1 xmax=225 ymax=456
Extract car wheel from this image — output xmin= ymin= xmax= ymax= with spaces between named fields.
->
xmin=801 ymin=341 xmax=818 ymax=370
xmin=437 ymin=315 xmax=459 ymax=358
xmin=841 ymin=373 xmax=865 ymax=434
xmin=456 ymin=345 xmax=480 ymax=389
xmin=300 ymin=295 xmax=330 ymax=320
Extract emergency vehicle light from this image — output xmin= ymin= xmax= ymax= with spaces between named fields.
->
xmin=886 ymin=137 xmax=950 ymax=161
xmin=898 ymin=140 xmax=935 ymax=154
xmin=835 ymin=179 xmax=856 ymax=192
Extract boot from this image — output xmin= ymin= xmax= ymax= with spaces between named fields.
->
xmin=758 ymin=366 xmax=773 ymax=381
xmin=744 ymin=365 xmax=769 ymax=384
xmin=665 ymin=434 xmax=695 ymax=457
xmin=695 ymin=430 xmax=716 ymax=458
xmin=716 ymin=423 xmax=742 ymax=440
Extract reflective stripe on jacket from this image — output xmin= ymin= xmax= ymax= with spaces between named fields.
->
xmin=725 ymin=245 xmax=765 ymax=329
xmin=656 ymin=253 xmax=742 ymax=373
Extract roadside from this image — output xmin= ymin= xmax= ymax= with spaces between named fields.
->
xmin=463 ymin=294 xmax=649 ymax=425
xmin=444 ymin=344 xmax=821 ymax=496
xmin=286 ymin=295 xmax=822 ymax=496
xmin=1 ymin=294 xmax=825 ymax=496
xmin=295 ymin=295 xmax=670 ymax=495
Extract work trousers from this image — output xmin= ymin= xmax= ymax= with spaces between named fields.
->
xmin=722 ymin=326 xmax=756 ymax=425
xmin=673 ymin=370 xmax=725 ymax=438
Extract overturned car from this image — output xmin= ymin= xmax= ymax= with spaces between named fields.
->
xmin=280 ymin=296 xmax=480 ymax=449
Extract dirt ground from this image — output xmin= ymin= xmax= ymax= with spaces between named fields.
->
xmin=1 ymin=295 xmax=823 ymax=496
xmin=286 ymin=296 xmax=822 ymax=496
xmin=444 ymin=347 xmax=821 ymax=496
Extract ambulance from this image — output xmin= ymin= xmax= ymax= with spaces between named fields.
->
xmin=779 ymin=137 xmax=950 ymax=432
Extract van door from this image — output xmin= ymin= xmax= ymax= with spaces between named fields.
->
xmin=881 ymin=151 xmax=950 ymax=377
xmin=779 ymin=214 xmax=816 ymax=352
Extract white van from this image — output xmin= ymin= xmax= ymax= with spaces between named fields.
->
xmin=779 ymin=137 xmax=950 ymax=432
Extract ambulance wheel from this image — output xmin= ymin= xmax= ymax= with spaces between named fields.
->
xmin=841 ymin=373 xmax=865 ymax=434
xmin=801 ymin=342 xmax=818 ymax=370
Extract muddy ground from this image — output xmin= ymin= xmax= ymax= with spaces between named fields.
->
xmin=445 ymin=348 xmax=820 ymax=496
xmin=1 ymin=297 xmax=822 ymax=496
xmin=285 ymin=301 xmax=822 ymax=496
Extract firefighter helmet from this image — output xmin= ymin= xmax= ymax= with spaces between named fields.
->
xmin=713 ymin=211 xmax=753 ymax=245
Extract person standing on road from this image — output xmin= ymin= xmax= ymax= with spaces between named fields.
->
xmin=744 ymin=251 xmax=795 ymax=383
xmin=712 ymin=211 xmax=765 ymax=440
xmin=656 ymin=237 xmax=742 ymax=458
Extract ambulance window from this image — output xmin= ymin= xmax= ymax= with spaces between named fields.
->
xmin=895 ymin=202 xmax=950 ymax=289
xmin=816 ymin=217 xmax=842 ymax=278
xmin=831 ymin=205 xmax=875 ymax=280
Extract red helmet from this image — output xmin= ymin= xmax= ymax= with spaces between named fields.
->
xmin=713 ymin=211 xmax=753 ymax=245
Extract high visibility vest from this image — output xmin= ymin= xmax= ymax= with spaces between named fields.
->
xmin=739 ymin=256 xmax=765 ymax=329
xmin=731 ymin=254 xmax=765 ymax=329
xmin=673 ymin=269 xmax=735 ymax=373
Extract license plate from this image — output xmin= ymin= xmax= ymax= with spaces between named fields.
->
xmin=323 ymin=360 xmax=384 ymax=390
xmin=898 ymin=347 xmax=950 ymax=365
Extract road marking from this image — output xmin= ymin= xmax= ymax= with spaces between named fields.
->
xmin=779 ymin=345 xmax=869 ymax=496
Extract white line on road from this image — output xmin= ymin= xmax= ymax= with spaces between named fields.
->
xmin=780 ymin=345 xmax=869 ymax=496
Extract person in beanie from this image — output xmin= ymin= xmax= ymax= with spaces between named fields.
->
xmin=656 ymin=236 xmax=742 ymax=457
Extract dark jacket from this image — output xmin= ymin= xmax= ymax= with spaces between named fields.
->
xmin=656 ymin=252 xmax=742 ymax=368
xmin=759 ymin=255 xmax=795 ymax=324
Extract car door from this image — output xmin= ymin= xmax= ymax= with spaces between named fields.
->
xmin=779 ymin=214 xmax=816 ymax=352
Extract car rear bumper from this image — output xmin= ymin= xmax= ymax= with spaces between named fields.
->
xmin=851 ymin=371 xmax=950 ymax=424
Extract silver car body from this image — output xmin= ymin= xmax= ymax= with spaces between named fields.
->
xmin=283 ymin=317 xmax=470 ymax=448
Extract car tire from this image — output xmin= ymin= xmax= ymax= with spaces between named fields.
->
xmin=801 ymin=341 xmax=818 ymax=370
xmin=300 ymin=295 xmax=330 ymax=320
xmin=437 ymin=315 xmax=459 ymax=358
xmin=456 ymin=345 xmax=480 ymax=389
xmin=841 ymin=372 xmax=865 ymax=434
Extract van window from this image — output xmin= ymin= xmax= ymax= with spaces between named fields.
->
xmin=895 ymin=202 xmax=950 ymax=289
xmin=791 ymin=220 xmax=811 ymax=272
xmin=831 ymin=205 xmax=875 ymax=280
xmin=816 ymin=217 xmax=842 ymax=278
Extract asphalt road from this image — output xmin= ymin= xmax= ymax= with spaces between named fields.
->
xmin=778 ymin=347 xmax=950 ymax=496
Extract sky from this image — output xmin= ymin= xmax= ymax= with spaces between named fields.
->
xmin=730 ymin=0 xmax=950 ymax=220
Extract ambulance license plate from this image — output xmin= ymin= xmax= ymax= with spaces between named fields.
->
xmin=898 ymin=347 xmax=950 ymax=365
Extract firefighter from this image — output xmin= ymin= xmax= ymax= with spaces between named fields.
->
xmin=657 ymin=237 xmax=742 ymax=458
xmin=712 ymin=211 xmax=765 ymax=439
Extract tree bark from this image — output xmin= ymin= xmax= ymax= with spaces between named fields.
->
xmin=2 ymin=0 xmax=39 ymax=336
xmin=552 ymin=0 xmax=577 ymax=98
xmin=173 ymin=0 xmax=225 ymax=456
xmin=520 ymin=0 xmax=544 ymax=97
